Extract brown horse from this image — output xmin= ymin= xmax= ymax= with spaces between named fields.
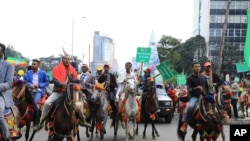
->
xmin=177 ymin=93 xmax=225 ymax=141
xmin=142 ymin=80 xmax=159 ymax=140
xmin=47 ymin=83 xmax=82 ymax=141
xmin=12 ymin=80 xmax=36 ymax=141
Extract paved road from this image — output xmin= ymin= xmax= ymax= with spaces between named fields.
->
xmin=17 ymin=114 xmax=233 ymax=141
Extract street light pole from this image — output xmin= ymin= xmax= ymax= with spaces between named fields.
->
xmin=71 ymin=16 xmax=87 ymax=60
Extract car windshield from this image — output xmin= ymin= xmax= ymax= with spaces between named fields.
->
xmin=156 ymin=88 xmax=167 ymax=96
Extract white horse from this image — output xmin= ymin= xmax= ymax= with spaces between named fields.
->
xmin=118 ymin=78 xmax=139 ymax=141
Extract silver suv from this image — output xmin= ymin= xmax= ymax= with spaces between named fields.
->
xmin=155 ymin=84 xmax=173 ymax=123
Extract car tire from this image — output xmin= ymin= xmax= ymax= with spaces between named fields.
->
xmin=165 ymin=114 xmax=172 ymax=123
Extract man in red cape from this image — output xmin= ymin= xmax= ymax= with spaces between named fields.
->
xmin=34 ymin=55 xmax=91 ymax=131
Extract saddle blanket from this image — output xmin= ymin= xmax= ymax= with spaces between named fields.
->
xmin=0 ymin=108 xmax=20 ymax=138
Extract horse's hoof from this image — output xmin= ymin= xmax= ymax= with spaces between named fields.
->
xmin=156 ymin=133 xmax=160 ymax=137
xmin=153 ymin=137 xmax=156 ymax=140
xmin=143 ymin=136 xmax=146 ymax=139
xmin=86 ymin=134 xmax=90 ymax=138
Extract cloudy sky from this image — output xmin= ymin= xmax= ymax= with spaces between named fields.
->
xmin=0 ymin=0 xmax=194 ymax=67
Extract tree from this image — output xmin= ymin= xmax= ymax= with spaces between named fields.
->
xmin=157 ymin=35 xmax=182 ymax=70
xmin=177 ymin=35 xmax=208 ymax=75
xmin=5 ymin=45 xmax=28 ymax=59
xmin=216 ymin=0 xmax=231 ymax=75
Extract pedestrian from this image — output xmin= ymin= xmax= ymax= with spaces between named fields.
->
xmin=230 ymin=76 xmax=240 ymax=119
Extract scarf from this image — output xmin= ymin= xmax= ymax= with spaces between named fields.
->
xmin=52 ymin=62 xmax=77 ymax=83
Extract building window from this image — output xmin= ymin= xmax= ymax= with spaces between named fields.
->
xmin=216 ymin=29 xmax=222 ymax=36
xmin=210 ymin=29 xmax=216 ymax=36
xmin=241 ymin=29 xmax=246 ymax=37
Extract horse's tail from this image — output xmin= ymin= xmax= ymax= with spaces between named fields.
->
xmin=177 ymin=113 xmax=185 ymax=141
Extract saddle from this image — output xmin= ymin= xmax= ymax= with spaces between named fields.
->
xmin=0 ymin=107 xmax=20 ymax=139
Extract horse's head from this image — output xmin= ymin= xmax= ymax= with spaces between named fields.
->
xmin=12 ymin=80 xmax=28 ymax=103
xmin=64 ymin=83 xmax=83 ymax=110
xmin=124 ymin=78 xmax=137 ymax=95
xmin=91 ymin=83 xmax=105 ymax=103
xmin=199 ymin=95 xmax=217 ymax=121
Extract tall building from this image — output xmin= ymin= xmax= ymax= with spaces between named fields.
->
xmin=90 ymin=31 xmax=115 ymax=76
xmin=193 ymin=0 xmax=250 ymax=73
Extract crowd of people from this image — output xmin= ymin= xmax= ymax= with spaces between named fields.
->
xmin=1 ymin=41 xmax=250 ymax=140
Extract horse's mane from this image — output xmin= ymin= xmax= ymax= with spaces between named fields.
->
xmin=24 ymin=85 xmax=34 ymax=105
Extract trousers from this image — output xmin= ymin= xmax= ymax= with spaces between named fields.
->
xmin=0 ymin=96 xmax=9 ymax=139
xmin=40 ymin=92 xmax=62 ymax=122
xmin=183 ymin=97 xmax=199 ymax=123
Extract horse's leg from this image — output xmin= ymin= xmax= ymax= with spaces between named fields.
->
xmin=153 ymin=119 xmax=159 ymax=137
xmin=191 ymin=129 xmax=198 ymax=141
xmin=125 ymin=121 xmax=129 ymax=141
xmin=136 ymin=122 xmax=139 ymax=135
xmin=25 ymin=121 xmax=31 ymax=141
xmin=151 ymin=119 xmax=156 ymax=140
xmin=132 ymin=118 xmax=137 ymax=141
xmin=143 ymin=117 xmax=148 ymax=139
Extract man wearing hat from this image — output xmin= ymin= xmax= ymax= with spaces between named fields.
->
xmin=96 ymin=66 xmax=103 ymax=82
xmin=98 ymin=64 xmax=117 ymax=119
xmin=0 ymin=43 xmax=15 ymax=141
xmin=78 ymin=64 xmax=96 ymax=104
xmin=202 ymin=61 xmax=222 ymax=95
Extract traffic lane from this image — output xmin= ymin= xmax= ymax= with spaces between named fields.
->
xmin=19 ymin=116 xmax=229 ymax=141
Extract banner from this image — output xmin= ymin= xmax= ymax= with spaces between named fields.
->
xmin=244 ymin=9 xmax=250 ymax=68
xmin=7 ymin=57 xmax=27 ymax=67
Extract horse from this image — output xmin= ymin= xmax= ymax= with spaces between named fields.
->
xmin=177 ymin=91 xmax=225 ymax=141
xmin=12 ymin=80 xmax=36 ymax=141
xmin=116 ymin=77 xmax=140 ymax=141
xmin=238 ymin=90 xmax=250 ymax=117
xmin=142 ymin=80 xmax=160 ymax=140
xmin=85 ymin=83 xmax=108 ymax=141
xmin=47 ymin=83 xmax=82 ymax=141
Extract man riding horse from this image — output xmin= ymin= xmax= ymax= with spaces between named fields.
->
xmin=25 ymin=59 xmax=49 ymax=125
xmin=116 ymin=62 xmax=139 ymax=100
xmin=34 ymin=55 xmax=91 ymax=131
xmin=180 ymin=62 xmax=209 ymax=133
xmin=98 ymin=64 xmax=117 ymax=119
xmin=0 ymin=43 xmax=15 ymax=141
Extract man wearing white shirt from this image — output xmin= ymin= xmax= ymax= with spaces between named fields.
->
xmin=116 ymin=62 xmax=139 ymax=100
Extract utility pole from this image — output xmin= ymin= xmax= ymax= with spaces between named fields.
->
xmin=215 ymin=0 xmax=231 ymax=75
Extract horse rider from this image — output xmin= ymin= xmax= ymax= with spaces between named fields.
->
xmin=25 ymin=59 xmax=49 ymax=125
xmin=0 ymin=43 xmax=14 ymax=141
xmin=78 ymin=64 xmax=96 ymax=105
xmin=34 ymin=55 xmax=91 ymax=131
xmin=116 ymin=62 xmax=139 ymax=101
xmin=17 ymin=69 xmax=25 ymax=81
xmin=201 ymin=61 xmax=222 ymax=95
xmin=180 ymin=62 xmax=209 ymax=133
xmin=140 ymin=68 xmax=152 ymax=116
xmin=96 ymin=66 xmax=103 ymax=82
xmin=98 ymin=64 xmax=117 ymax=119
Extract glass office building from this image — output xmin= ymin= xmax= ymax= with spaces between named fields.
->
xmin=91 ymin=31 xmax=115 ymax=75
xmin=193 ymin=0 xmax=250 ymax=73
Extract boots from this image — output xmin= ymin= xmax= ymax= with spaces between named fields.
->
xmin=76 ymin=109 xmax=91 ymax=127
xmin=34 ymin=104 xmax=51 ymax=131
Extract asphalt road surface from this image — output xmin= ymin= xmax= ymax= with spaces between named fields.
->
xmin=17 ymin=114 xmax=230 ymax=141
